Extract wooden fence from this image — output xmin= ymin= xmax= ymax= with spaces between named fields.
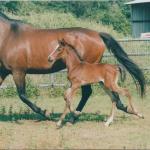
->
xmin=0 ymin=38 xmax=150 ymax=89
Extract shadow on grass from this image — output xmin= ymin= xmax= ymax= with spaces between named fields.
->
xmin=0 ymin=112 xmax=106 ymax=123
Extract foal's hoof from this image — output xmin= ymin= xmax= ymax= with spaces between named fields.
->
xmin=137 ymin=113 xmax=144 ymax=119
xmin=56 ymin=121 xmax=63 ymax=129
xmin=104 ymin=122 xmax=111 ymax=127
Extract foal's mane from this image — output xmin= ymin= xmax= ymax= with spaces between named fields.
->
xmin=64 ymin=41 xmax=83 ymax=61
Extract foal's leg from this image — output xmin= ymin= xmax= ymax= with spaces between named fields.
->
xmin=105 ymin=101 xmax=116 ymax=127
xmin=57 ymin=88 xmax=72 ymax=127
xmin=57 ymin=85 xmax=79 ymax=127
xmin=69 ymin=85 xmax=92 ymax=123
xmin=100 ymin=82 xmax=127 ymax=112
xmin=111 ymin=85 xmax=143 ymax=118
xmin=100 ymin=83 xmax=117 ymax=126
xmin=12 ymin=71 xmax=50 ymax=119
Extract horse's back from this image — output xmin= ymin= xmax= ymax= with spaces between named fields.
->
xmin=1 ymin=25 xmax=105 ymax=73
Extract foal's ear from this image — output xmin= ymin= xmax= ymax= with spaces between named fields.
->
xmin=58 ymin=39 xmax=62 ymax=45
xmin=59 ymin=39 xmax=66 ymax=46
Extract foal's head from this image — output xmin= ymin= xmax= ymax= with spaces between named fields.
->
xmin=48 ymin=39 xmax=69 ymax=63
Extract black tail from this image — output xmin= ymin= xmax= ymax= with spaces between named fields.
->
xmin=100 ymin=32 xmax=146 ymax=97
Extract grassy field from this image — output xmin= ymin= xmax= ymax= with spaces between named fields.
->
xmin=0 ymin=91 xmax=150 ymax=149
xmin=0 ymin=10 xmax=149 ymax=149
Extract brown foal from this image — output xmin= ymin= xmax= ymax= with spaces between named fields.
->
xmin=48 ymin=40 xmax=144 ymax=127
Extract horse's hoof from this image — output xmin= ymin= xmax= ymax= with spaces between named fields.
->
xmin=138 ymin=113 xmax=144 ymax=119
xmin=74 ymin=111 xmax=81 ymax=116
xmin=56 ymin=120 xmax=62 ymax=129
xmin=69 ymin=115 xmax=79 ymax=124
xmin=104 ymin=122 xmax=110 ymax=127
xmin=104 ymin=119 xmax=113 ymax=127
xmin=68 ymin=117 xmax=75 ymax=124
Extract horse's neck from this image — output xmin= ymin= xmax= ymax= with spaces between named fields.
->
xmin=0 ymin=20 xmax=10 ymax=49
xmin=65 ymin=47 xmax=81 ymax=72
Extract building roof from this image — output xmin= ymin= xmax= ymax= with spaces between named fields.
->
xmin=126 ymin=0 xmax=150 ymax=4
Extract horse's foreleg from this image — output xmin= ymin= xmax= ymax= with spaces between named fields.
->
xmin=12 ymin=71 xmax=50 ymax=119
xmin=105 ymin=101 xmax=116 ymax=127
xmin=76 ymin=85 xmax=92 ymax=112
xmin=0 ymin=68 xmax=9 ymax=86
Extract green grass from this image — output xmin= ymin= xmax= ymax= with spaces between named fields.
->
xmin=0 ymin=10 xmax=150 ymax=149
xmin=0 ymin=93 xmax=150 ymax=149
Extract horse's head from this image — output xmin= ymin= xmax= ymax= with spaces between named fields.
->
xmin=48 ymin=39 xmax=67 ymax=63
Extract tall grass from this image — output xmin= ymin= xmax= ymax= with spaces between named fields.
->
xmin=7 ymin=11 xmax=123 ymax=38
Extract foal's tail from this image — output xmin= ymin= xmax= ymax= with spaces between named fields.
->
xmin=99 ymin=32 xmax=146 ymax=97
xmin=118 ymin=65 xmax=126 ymax=82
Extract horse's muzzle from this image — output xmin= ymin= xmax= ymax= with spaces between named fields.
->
xmin=48 ymin=56 xmax=54 ymax=63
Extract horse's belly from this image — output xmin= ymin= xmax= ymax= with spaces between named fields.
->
xmin=26 ymin=59 xmax=66 ymax=74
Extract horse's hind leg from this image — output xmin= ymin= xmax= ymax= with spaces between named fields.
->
xmin=111 ymin=85 xmax=143 ymax=118
xmin=100 ymin=82 xmax=127 ymax=112
xmin=12 ymin=71 xmax=50 ymax=119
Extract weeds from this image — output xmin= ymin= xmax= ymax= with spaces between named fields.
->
xmin=0 ymin=77 xmax=40 ymax=98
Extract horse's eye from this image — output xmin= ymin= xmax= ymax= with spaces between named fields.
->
xmin=57 ymin=48 xmax=60 ymax=51
xmin=57 ymin=47 xmax=62 ymax=51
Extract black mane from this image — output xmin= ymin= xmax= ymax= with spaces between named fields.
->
xmin=0 ymin=11 xmax=23 ymax=23
xmin=0 ymin=12 xmax=30 ymax=33
xmin=0 ymin=12 xmax=10 ymax=20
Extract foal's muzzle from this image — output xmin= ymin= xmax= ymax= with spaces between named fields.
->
xmin=48 ymin=56 xmax=54 ymax=63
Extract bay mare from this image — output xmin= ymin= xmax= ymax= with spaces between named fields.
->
xmin=0 ymin=12 xmax=145 ymax=120
xmin=48 ymin=40 xmax=144 ymax=127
